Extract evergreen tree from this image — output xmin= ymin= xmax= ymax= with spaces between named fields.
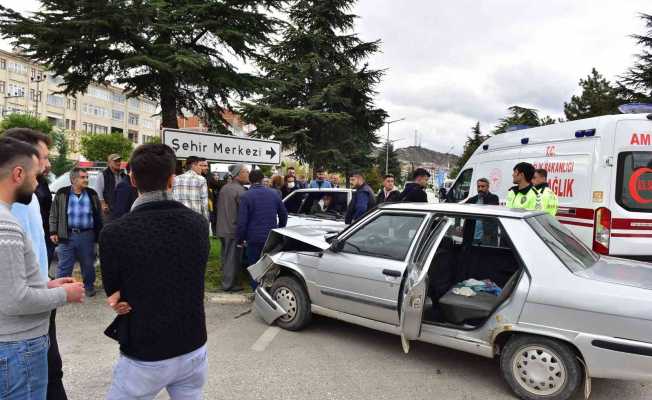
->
xmin=241 ymin=0 xmax=387 ymax=175
xmin=564 ymin=68 xmax=621 ymax=120
xmin=492 ymin=106 xmax=556 ymax=134
xmin=449 ymin=122 xmax=486 ymax=178
xmin=80 ymin=133 xmax=133 ymax=162
xmin=0 ymin=1 xmax=280 ymax=129
xmin=376 ymin=141 xmax=402 ymax=184
xmin=621 ymin=13 xmax=652 ymax=100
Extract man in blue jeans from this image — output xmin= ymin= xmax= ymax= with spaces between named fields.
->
xmin=0 ymin=137 xmax=85 ymax=399
xmin=237 ymin=169 xmax=288 ymax=286
xmin=49 ymin=168 xmax=103 ymax=297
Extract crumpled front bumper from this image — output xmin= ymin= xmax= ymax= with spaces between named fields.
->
xmin=248 ymin=254 xmax=287 ymax=324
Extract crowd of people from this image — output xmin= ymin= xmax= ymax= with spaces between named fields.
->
xmin=0 ymin=125 xmax=560 ymax=399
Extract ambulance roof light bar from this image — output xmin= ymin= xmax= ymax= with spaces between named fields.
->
xmin=618 ymin=103 xmax=652 ymax=114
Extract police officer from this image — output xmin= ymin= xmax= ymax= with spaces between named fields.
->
xmin=533 ymin=168 xmax=559 ymax=216
xmin=506 ymin=162 xmax=538 ymax=210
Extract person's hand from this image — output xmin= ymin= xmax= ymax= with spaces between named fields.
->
xmin=50 ymin=234 xmax=59 ymax=245
xmin=101 ymin=201 xmax=109 ymax=213
xmin=48 ymin=277 xmax=75 ymax=289
xmin=107 ymin=291 xmax=132 ymax=315
xmin=63 ymin=282 xmax=85 ymax=303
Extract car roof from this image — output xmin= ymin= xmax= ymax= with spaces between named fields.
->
xmin=292 ymin=188 xmax=354 ymax=192
xmin=378 ymin=202 xmax=546 ymax=219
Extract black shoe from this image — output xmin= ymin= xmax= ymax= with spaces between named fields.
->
xmin=86 ymin=288 xmax=97 ymax=297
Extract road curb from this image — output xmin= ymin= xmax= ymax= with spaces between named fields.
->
xmin=206 ymin=292 xmax=254 ymax=304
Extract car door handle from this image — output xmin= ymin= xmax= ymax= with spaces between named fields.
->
xmin=382 ymin=269 xmax=402 ymax=277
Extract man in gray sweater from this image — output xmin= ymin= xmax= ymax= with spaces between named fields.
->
xmin=0 ymin=137 xmax=85 ymax=399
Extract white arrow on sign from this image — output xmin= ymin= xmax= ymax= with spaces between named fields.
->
xmin=163 ymin=128 xmax=282 ymax=165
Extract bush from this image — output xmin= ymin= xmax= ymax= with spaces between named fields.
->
xmin=0 ymin=113 xmax=53 ymax=135
xmin=80 ymin=133 xmax=133 ymax=161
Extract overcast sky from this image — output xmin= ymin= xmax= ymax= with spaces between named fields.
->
xmin=2 ymin=0 xmax=650 ymax=154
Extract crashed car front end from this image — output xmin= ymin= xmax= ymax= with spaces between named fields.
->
xmin=248 ymin=225 xmax=338 ymax=324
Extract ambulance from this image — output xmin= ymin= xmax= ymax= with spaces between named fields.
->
xmin=446 ymin=109 xmax=652 ymax=261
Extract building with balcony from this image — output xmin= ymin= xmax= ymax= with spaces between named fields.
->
xmin=0 ymin=49 xmax=161 ymax=159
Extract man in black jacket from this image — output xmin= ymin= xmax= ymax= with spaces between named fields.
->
xmin=50 ymin=168 xmax=103 ymax=297
xmin=96 ymin=153 xmax=126 ymax=219
xmin=400 ymin=168 xmax=430 ymax=202
xmin=465 ymin=177 xmax=499 ymax=206
xmin=345 ymin=171 xmax=376 ymax=224
xmin=100 ymin=144 xmax=209 ymax=399
xmin=376 ymin=174 xmax=401 ymax=204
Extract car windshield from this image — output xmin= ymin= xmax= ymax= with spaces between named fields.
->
xmin=284 ymin=191 xmax=348 ymax=220
xmin=527 ymin=214 xmax=599 ymax=272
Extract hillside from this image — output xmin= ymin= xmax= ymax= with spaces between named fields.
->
xmin=395 ymin=146 xmax=459 ymax=167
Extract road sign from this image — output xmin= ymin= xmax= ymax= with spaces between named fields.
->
xmin=163 ymin=128 xmax=282 ymax=165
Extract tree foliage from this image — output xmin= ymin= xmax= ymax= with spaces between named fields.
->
xmin=564 ymin=68 xmax=621 ymax=120
xmin=620 ymin=13 xmax=652 ymax=100
xmin=376 ymin=141 xmax=402 ymax=184
xmin=80 ymin=133 xmax=133 ymax=162
xmin=493 ymin=106 xmax=556 ymax=134
xmin=0 ymin=113 xmax=53 ymax=135
xmin=449 ymin=122 xmax=487 ymax=179
xmin=241 ymin=0 xmax=387 ymax=174
xmin=50 ymin=131 xmax=74 ymax=176
xmin=0 ymin=0 xmax=281 ymax=129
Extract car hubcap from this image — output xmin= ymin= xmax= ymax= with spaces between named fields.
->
xmin=511 ymin=345 xmax=566 ymax=396
xmin=274 ymin=287 xmax=297 ymax=322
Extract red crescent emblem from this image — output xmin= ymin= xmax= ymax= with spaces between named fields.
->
xmin=628 ymin=167 xmax=652 ymax=204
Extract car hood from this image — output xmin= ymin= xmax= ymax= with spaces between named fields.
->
xmin=576 ymin=256 xmax=652 ymax=290
xmin=268 ymin=224 xmax=345 ymax=251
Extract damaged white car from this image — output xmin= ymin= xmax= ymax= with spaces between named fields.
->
xmin=249 ymin=203 xmax=652 ymax=400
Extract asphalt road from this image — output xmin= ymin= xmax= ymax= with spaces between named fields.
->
xmin=56 ymin=295 xmax=651 ymax=400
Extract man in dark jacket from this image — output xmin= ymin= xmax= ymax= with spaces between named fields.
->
xmin=50 ymin=167 xmax=103 ymax=296
xmin=237 ymin=169 xmax=288 ymax=286
xmin=464 ymin=178 xmax=499 ymax=245
xmin=465 ymin=178 xmax=499 ymax=206
xmin=400 ymin=168 xmax=430 ymax=202
xmin=110 ymin=164 xmax=138 ymax=220
xmin=345 ymin=171 xmax=376 ymax=224
xmin=376 ymin=174 xmax=401 ymax=204
xmin=96 ymin=153 xmax=126 ymax=219
xmin=100 ymin=144 xmax=209 ymax=399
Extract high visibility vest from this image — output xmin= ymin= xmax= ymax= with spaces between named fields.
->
xmin=506 ymin=185 xmax=538 ymax=211
xmin=535 ymin=185 xmax=559 ymax=216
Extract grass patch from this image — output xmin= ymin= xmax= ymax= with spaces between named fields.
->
xmin=205 ymin=237 xmax=223 ymax=292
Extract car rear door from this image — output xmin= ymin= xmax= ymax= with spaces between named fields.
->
xmin=399 ymin=217 xmax=453 ymax=353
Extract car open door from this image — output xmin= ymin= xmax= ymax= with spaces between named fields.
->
xmin=399 ymin=217 xmax=453 ymax=353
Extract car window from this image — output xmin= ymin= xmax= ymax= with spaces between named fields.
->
xmin=342 ymin=213 xmax=425 ymax=260
xmin=412 ymin=216 xmax=446 ymax=265
xmin=443 ymin=215 xmax=510 ymax=248
xmin=615 ymin=151 xmax=652 ymax=212
xmin=446 ymin=169 xmax=473 ymax=203
xmin=284 ymin=191 xmax=349 ymax=219
xmin=528 ymin=214 xmax=598 ymax=272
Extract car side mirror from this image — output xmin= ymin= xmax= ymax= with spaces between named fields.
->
xmin=330 ymin=239 xmax=344 ymax=252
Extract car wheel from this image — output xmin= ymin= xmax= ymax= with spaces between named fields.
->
xmin=270 ymin=276 xmax=312 ymax=331
xmin=500 ymin=335 xmax=581 ymax=400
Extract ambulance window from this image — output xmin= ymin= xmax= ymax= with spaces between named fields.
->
xmin=615 ymin=152 xmax=652 ymax=212
xmin=447 ymin=169 xmax=473 ymax=203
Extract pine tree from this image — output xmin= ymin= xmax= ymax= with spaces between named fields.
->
xmin=621 ymin=13 xmax=652 ymax=101
xmin=376 ymin=141 xmax=402 ymax=184
xmin=0 ymin=1 xmax=280 ymax=129
xmin=241 ymin=0 xmax=387 ymax=175
xmin=564 ymin=68 xmax=621 ymax=120
xmin=449 ymin=122 xmax=486 ymax=178
xmin=492 ymin=106 xmax=557 ymax=134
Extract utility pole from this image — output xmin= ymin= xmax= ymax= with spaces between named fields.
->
xmin=31 ymin=72 xmax=46 ymax=118
xmin=385 ymin=117 xmax=405 ymax=175
xmin=3 ymin=92 xmax=24 ymax=117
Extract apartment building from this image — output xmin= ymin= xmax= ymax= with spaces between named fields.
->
xmin=0 ymin=49 xmax=161 ymax=157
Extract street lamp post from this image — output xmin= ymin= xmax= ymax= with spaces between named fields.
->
xmin=31 ymin=73 xmax=46 ymax=118
xmin=385 ymin=117 xmax=405 ymax=175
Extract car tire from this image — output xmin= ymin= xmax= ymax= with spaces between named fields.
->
xmin=270 ymin=276 xmax=312 ymax=331
xmin=500 ymin=335 xmax=582 ymax=400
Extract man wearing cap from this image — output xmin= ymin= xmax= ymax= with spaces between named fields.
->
xmin=216 ymin=164 xmax=250 ymax=292
xmin=399 ymin=168 xmax=430 ymax=202
xmin=345 ymin=171 xmax=376 ymax=224
xmin=96 ymin=153 xmax=127 ymax=220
